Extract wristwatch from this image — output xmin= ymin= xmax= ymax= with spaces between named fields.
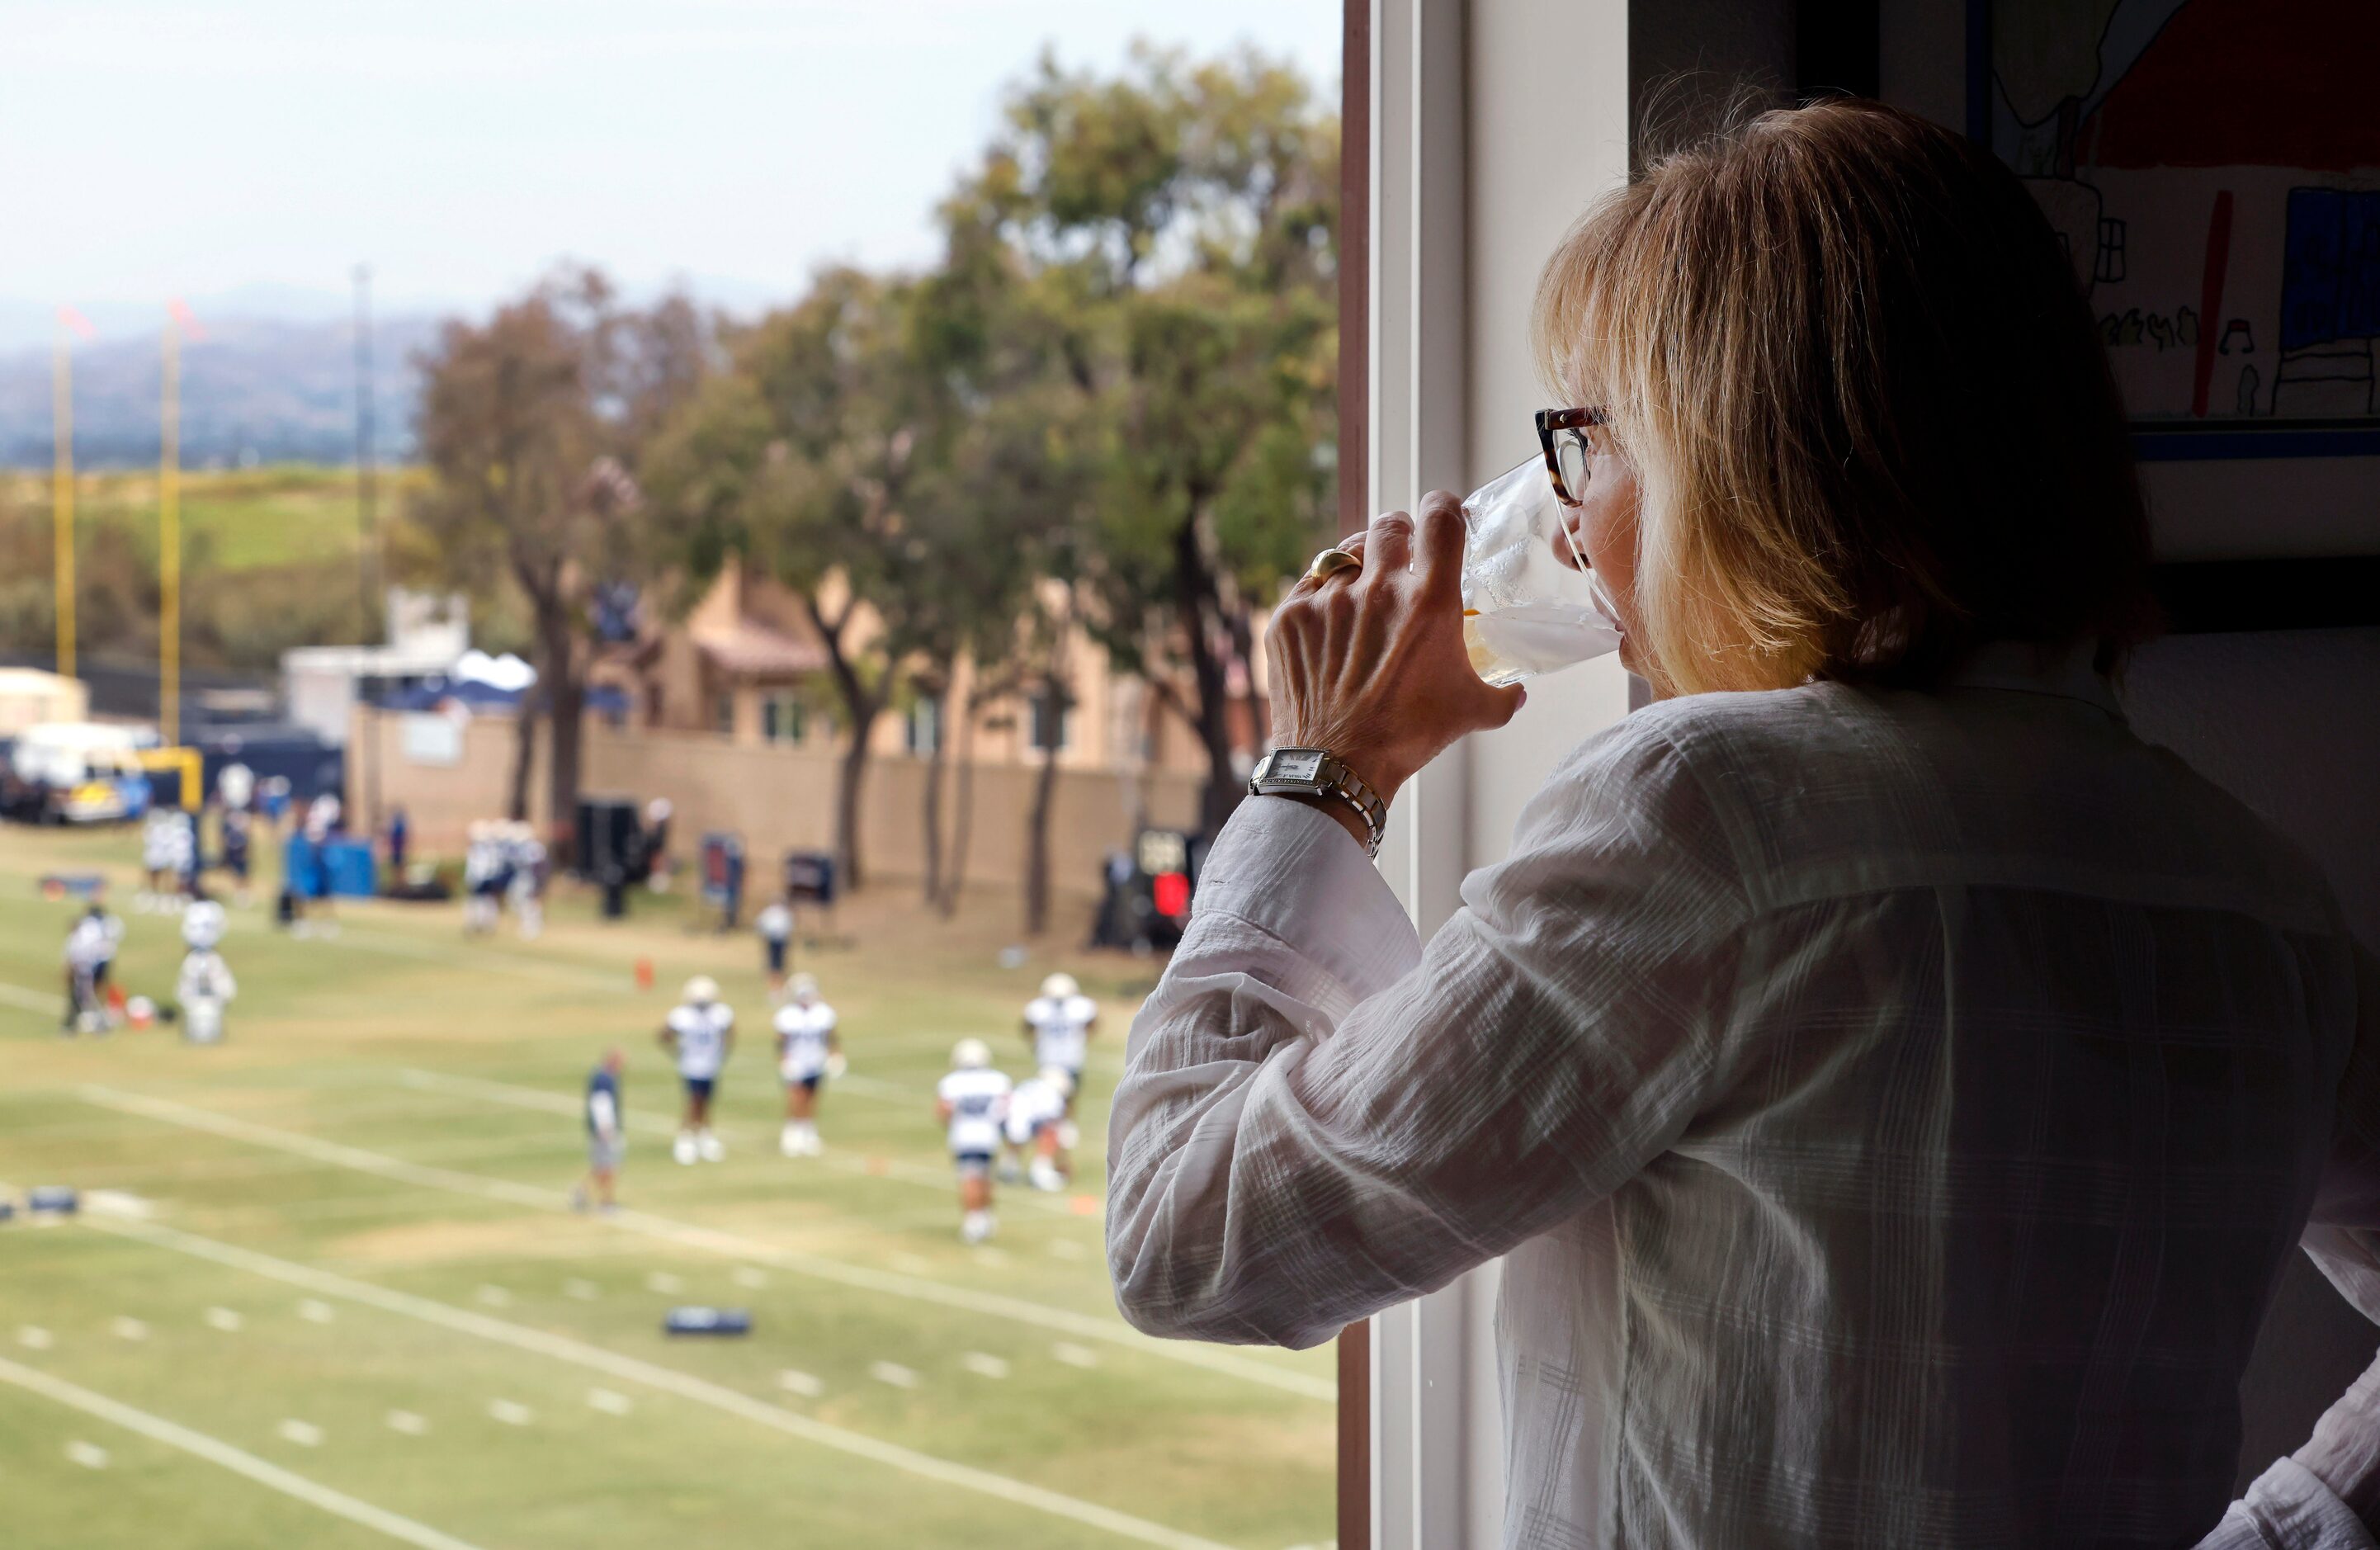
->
xmin=1247 ymin=748 xmax=1387 ymax=858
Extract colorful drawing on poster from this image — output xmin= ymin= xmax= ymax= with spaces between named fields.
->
xmin=1974 ymin=0 xmax=2380 ymax=459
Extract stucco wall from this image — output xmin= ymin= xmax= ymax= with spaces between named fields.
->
xmin=351 ymin=707 xmax=1202 ymax=899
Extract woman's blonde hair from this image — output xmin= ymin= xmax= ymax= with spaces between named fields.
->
xmin=1534 ymin=100 xmax=2155 ymax=696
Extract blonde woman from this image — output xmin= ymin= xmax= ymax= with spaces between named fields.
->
xmin=1107 ymin=102 xmax=2380 ymax=1548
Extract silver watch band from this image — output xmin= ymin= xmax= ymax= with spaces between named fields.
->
xmin=1249 ymin=752 xmax=1387 ymax=858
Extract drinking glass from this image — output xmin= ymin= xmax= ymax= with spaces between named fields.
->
xmin=1459 ymin=457 xmax=1621 ymax=686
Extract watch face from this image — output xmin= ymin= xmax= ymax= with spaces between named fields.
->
xmin=1271 ymin=749 xmax=1325 ymax=784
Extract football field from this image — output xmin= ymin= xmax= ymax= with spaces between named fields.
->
xmin=0 ymin=823 xmax=1335 ymax=1550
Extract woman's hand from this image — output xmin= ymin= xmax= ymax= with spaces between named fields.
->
xmin=1265 ymin=493 xmax=1528 ymax=843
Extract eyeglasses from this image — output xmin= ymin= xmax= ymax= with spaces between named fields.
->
xmin=1535 ymin=407 xmax=1606 ymax=508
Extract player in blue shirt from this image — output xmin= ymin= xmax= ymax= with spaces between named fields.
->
xmin=573 ymin=1047 xmax=627 ymax=1212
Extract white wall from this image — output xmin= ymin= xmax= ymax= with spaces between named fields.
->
xmin=1366 ymin=1 xmax=1636 ymax=1541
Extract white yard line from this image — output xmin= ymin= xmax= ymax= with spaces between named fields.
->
xmin=0 ymin=1354 xmax=487 ymax=1550
xmin=395 ymin=1067 xmax=1070 ymax=1213
xmin=305 ymin=925 xmax=627 ymax=991
xmin=0 ymin=981 xmax=62 ymax=1016
xmin=78 ymin=1216 xmax=1232 ymax=1550
xmin=76 ymin=1085 xmax=1331 ymax=1403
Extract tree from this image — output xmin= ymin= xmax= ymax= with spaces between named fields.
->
xmin=408 ymin=268 xmax=706 ymax=848
xmin=643 ymin=270 xmax=948 ymax=891
xmin=953 ymin=45 xmax=1341 ymax=835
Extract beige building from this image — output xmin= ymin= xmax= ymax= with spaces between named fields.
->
xmin=589 ymin=556 xmax=1255 ymax=782
xmin=362 ymin=559 xmax=1268 ymax=899
xmin=0 ymin=669 xmax=90 ymax=734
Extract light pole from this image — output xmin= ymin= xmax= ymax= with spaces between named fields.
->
xmin=51 ymin=307 xmax=94 ymax=679
xmin=354 ymin=263 xmax=378 ymax=633
xmin=355 ymin=264 xmax=384 ymax=847
xmin=159 ymin=305 xmax=182 ymax=744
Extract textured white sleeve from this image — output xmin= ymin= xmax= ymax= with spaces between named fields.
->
xmin=1107 ymin=721 xmax=1749 ymax=1350
xmin=2192 ymin=1459 xmax=2376 ymax=1550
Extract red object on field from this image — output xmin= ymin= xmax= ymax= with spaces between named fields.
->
xmin=1152 ymin=870 xmax=1191 ymax=919
xmin=106 ymin=984 xmax=126 ymax=1013
xmin=634 ymin=957 xmax=654 ymax=991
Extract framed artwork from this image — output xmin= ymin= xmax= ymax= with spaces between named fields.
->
xmin=1972 ymin=0 xmax=2380 ymax=460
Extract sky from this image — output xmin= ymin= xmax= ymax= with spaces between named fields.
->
xmin=8 ymin=0 xmax=1341 ymax=326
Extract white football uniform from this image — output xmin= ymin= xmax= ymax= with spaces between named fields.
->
xmin=937 ymin=1069 xmax=1012 ymax=1158
xmin=756 ymin=904 xmax=792 ymax=943
xmin=1003 ymin=1076 xmax=1066 ymax=1148
xmin=1025 ymin=993 xmax=1098 ymax=1075
xmin=775 ymin=1001 xmax=838 ymax=1082
xmin=177 ymin=949 xmax=236 ymax=1004
xmin=64 ymin=918 xmax=110 ymax=972
xmin=178 ymin=948 xmax=236 ymax=1044
xmin=668 ymin=1002 xmax=734 ymax=1080
xmin=508 ymin=838 xmax=546 ymax=899
xmin=142 ymin=813 xmax=179 ymax=871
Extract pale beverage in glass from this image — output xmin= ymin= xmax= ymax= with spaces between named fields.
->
xmin=1458 ymin=458 xmax=1622 ymax=686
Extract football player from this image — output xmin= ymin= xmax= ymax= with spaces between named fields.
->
xmin=462 ymin=821 xmax=503 ymax=935
xmin=755 ymin=898 xmax=794 ymax=1000
xmin=1022 ymin=972 xmax=1098 ymax=1120
xmin=139 ymin=808 xmax=182 ymax=910
xmin=936 ymin=1039 xmax=1011 ymax=1244
xmin=1002 ymin=1068 xmax=1071 ymax=1193
xmin=505 ymin=822 xmax=547 ymax=939
xmin=61 ymin=910 xmax=110 ymax=1033
xmin=176 ymin=900 xmax=237 ymax=1046
xmin=773 ymin=974 xmax=842 ymax=1156
xmin=659 ymin=976 xmax=734 ymax=1165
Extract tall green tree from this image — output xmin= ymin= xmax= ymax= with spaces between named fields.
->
xmin=905 ymin=193 xmax=1107 ymax=927
xmin=408 ymin=268 xmax=706 ymax=844
xmin=952 ymin=44 xmax=1341 ymax=834
xmin=643 ymin=269 xmax=952 ymax=891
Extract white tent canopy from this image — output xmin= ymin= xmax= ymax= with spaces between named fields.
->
xmin=452 ymin=650 xmax=536 ymax=692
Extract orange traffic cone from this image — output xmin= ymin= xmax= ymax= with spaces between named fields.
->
xmin=634 ymin=957 xmax=654 ymax=991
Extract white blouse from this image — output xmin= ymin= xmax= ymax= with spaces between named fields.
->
xmin=1107 ymin=650 xmax=2380 ymax=1548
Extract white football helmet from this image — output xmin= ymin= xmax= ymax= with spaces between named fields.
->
xmin=790 ymin=973 xmax=819 ymax=1002
xmin=952 ymin=1038 xmax=992 ymax=1070
xmin=683 ymin=975 xmax=720 ymax=1005
xmin=181 ymin=900 xmax=227 ymax=950
xmin=1040 ymin=972 xmax=1079 ymax=1000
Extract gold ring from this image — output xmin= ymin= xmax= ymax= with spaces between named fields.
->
xmin=1305 ymin=546 xmax=1362 ymax=583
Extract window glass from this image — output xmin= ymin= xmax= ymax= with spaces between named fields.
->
xmin=20 ymin=12 xmax=1343 ymax=1550
xmin=1029 ymin=689 xmax=1072 ymax=753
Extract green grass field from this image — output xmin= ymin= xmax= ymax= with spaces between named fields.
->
xmin=0 ymin=823 xmax=1334 ymax=1550
xmin=0 ymin=465 xmax=416 ymax=573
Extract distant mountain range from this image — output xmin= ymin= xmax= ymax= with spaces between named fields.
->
xmin=0 ymin=274 xmax=788 ymax=470
xmin=0 ymin=310 xmax=441 ymax=470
